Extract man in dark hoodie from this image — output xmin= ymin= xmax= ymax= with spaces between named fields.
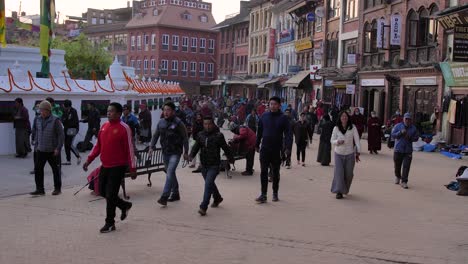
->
xmin=255 ymin=96 xmax=293 ymax=203
xmin=61 ymin=100 xmax=81 ymax=165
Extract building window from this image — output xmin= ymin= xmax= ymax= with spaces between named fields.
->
xmin=162 ymin=34 xmax=169 ymax=50
xmin=326 ymin=39 xmax=338 ymax=67
xmin=92 ymin=17 xmax=97 ymax=24
xmin=151 ymin=59 xmax=156 ymax=74
xmin=200 ymin=38 xmax=206 ymax=53
xmin=182 ymin=36 xmax=189 ymax=52
xmin=207 ymin=63 xmax=214 ymax=78
xmin=364 ymin=21 xmax=378 ymax=53
xmin=199 ymin=62 xmax=205 ymax=78
xmin=107 ymin=19 xmax=113 ymax=24
xmin=183 ymin=12 xmax=192 ymax=20
xmin=144 ymin=34 xmax=149 ymax=50
xmin=345 ymin=0 xmax=358 ymax=21
xmin=161 ymin=59 xmax=168 ymax=75
xmin=172 ymin=35 xmax=179 ymax=51
xmin=131 ymin=36 xmax=136 ymax=51
xmin=200 ymin=15 xmax=208 ymax=23
xmin=137 ymin=35 xmax=142 ymax=51
xmin=208 ymin=39 xmax=215 ymax=54
xmin=328 ymin=0 xmax=340 ymax=19
xmin=144 ymin=58 xmax=149 ymax=73
xmin=151 ymin=34 xmax=156 ymax=50
xmin=315 ymin=16 xmax=323 ymax=32
xmin=181 ymin=61 xmax=188 ymax=77
xmin=172 ymin=60 xmax=178 ymax=76
xmin=408 ymin=6 xmax=439 ymax=47
xmin=153 ymin=9 xmax=159 ymax=16
xmin=190 ymin=61 xmax=197 ymax=77
xmin=191 ymin=37 xmax=197 ymax=52
xmin=136 ymin=60 xmax=141 ymax=73
xmin=365 ymin=0 xmax=382 ymax=10
xmin=99 ymin=18 xmax=105 ymax=24
xmin=342 ymin=39 xmax=357 ymax=65
xmin=130 ymin=60 xmax=135 ymax=68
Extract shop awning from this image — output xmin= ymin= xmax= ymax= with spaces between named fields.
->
xmin=258 ymin=77 xmax=280 ymax=88
xmin=284 ymin=70 xmax=310 ymax=87
xmin=227 ymin=78 xmax=270 ymax=85
xmin=210 ymin=80 xmax=225 ymax=85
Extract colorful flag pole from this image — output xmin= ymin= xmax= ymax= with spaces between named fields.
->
xmin=39 ymin=0 xmax=56 ymax=77
xmin=0 ymin=0 xmax=6 ymax=47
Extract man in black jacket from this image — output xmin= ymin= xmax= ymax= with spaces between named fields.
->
xmin=255 ymin=97 xmax=293 ymax=203
xmin=62 ymin=100 xmax=81 ymax=165
xmin=190 ymin=116 xmax=233 ymax=216
xmin=81 ymin=103 xmax=101 ymax=149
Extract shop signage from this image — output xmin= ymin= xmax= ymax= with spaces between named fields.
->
xmin=440 ymin=62 xmax=468 ymax=87
xmin=295 ymin=38 xmax=313 ymax=52
xmin=402 ymin=77 xmax=437 ymax=86
xmin=377 ymin=18 xmax=385 ymax=48
xmin=325 ymin=80 xmax=334 ymax=86
xmin=346 ymin=84 xmax=355 ymax=95
xmin=361 ymin=79 xmax=385 ymax=86
xmin=453 ymin=25 xmax=468 ymax=62
xmin=306 ymin=12 xmax=315 ymax=22
xmin=390 ymin=14 xmax=402 ymax=45
xmin=279 ymin=28 xmax=294 ymax=43
xmin=310 ymin=64 xmax=322 ymax=80
xmin=438 ymin=11 xmax=468 ymax=30
xmin=347 ymin=54 xmax=356 ymax=65
xmin=268 ymin=28 xmax=276 ymax=59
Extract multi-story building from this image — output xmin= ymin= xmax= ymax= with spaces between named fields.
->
xmin=125 ymin=0 xmax=217 ymax=93
xmin=437 ymin=2 xmax=468 ymax=144
xmin=82 ymin=6 xmax=133 ymax=65
xmin=212 ymin=1 xmax=251 ymax=97
xmin=357 ymin=0 xmax=445 ymax=127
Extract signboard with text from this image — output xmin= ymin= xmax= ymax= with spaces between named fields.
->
xmin=440 ymin=62 xmax=468 ymax=87
xmin=268 ymin=29 xmax=276 ymax=59
xmin=390 ymin=14 xmax=402 ymax=45
xmin=453 ymin=25 xmax=468 ymax=62
xmin=346 ymin=84 xmax=355 ymax=95
xmin=295 ymin=38 xmax=313 ymax=52
xmin=438 ymin=11 xmax=468 ymax=30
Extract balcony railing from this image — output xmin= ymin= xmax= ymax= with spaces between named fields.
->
xmin=406 ymin=46 xmax=437 ymax=66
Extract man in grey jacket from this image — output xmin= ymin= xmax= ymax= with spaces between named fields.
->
xmin=30 ymin=100 xmax=65 ymax=196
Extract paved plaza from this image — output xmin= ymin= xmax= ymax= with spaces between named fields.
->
xmin=0 ymin=138 xmax=467 ymax=264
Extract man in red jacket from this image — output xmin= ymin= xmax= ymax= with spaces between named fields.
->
xmin=230 ymin=124 xmax=256 ymax=176
xmin=83 ymin=102 xmax=136 ymax=233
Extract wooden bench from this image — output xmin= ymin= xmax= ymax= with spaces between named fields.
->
xmin=122 ymin=148 xmax=165 ymax=199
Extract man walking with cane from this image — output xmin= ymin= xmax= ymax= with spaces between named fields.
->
xmin=83 ymin=102 xmax=136 ymax=233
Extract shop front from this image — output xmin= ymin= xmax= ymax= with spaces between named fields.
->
xmin=360 ymin=78 xmax=386 ymax=119
xmin=285 ymin=70 xmax=312 ymax=109
xmin=323 ymin=78 xmax=355 ymax=111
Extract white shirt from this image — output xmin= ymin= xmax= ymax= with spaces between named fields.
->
xmin=331 ymin=125 xmax=361 ymax=155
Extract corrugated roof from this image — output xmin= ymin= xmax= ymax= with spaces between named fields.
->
xmin=126 ymin=4 xmax=216 ymax=31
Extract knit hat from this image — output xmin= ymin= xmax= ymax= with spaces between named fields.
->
xmin=404 ymin=113 xmax=412 ymax=119
xmin=39 ymin=100 xmax=52 ymax=111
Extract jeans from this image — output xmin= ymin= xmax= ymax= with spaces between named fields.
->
xmin=64 ymin=134 xmax=80 ymax=162
xmin=35 ymin=151 xmax=61 ymax=191
xmin=245 ymin=149 xmax=255 ymax=172
xmin=99 ymin=166 xmax=131 ymax=225
xmin=394 ymin=152 xmax=413 ymax=183
xmin=200 ymin=166 xmax=222 ymax=210
xmin=260 ymin=149 xmax=281 ymax=195
xmin=162 ymin=154 xmax=181 ymax=197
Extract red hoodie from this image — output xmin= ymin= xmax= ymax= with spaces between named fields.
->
xmin=87 ymin=119 xmax=136 ymax=172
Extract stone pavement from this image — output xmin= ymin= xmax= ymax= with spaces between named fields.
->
xmin=1 ymin=138 xmax=467 ymax=264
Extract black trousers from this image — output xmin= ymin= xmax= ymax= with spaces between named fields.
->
xmin=296 ymin=143 xmax=307 ymax=162
xmin=309 ymin=124 xmax=315 ymax=141
xmin=83 ymin=128 xmax=98 ymax=147
xmin=64 ymin=134 xmax=80 ymax=161
xmin=260 ymin=149 xmax=281 ymax=195
xmin=245 ymin=149 xmax=255 ymax=173
xmin=393 ymin=152 xmax=413 ymax=183
xmin=35 ymin=151 xmax=62 ymax=191
xmin=99 ymin=166 xmax=131 ymax=225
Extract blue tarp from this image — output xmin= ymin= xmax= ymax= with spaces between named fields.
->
xmin=441 ymin=151 xmax=463 ymax=159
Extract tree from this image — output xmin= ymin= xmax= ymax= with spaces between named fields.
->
xmin=52 ymin=34 xmax=113 ymax=80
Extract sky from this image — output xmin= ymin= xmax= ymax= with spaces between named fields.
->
xmin=5 ymin=0 xmax=242 ymax=23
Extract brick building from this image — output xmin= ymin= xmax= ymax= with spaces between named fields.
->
xmin=126 ymin=0 xmax=217 ymax=93
xmin=357 ymin=0 xmax=445 ymax=128
xmin=211 ymin=1 xmax=251 ymax=97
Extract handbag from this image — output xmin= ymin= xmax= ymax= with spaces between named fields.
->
xmin=66 ymin=128 xmax=78 ymax=136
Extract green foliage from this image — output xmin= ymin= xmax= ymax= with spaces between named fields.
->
xmin=52 ymin=34 xmax=113 ymax=80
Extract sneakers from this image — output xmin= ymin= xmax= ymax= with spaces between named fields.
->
xmin=241 ymin=171 xmax=253 ymax=176
xmin=30 ymin=190 xmax=45 ymax=196
xmin=286 ymin=165 xmax=291 ymax=169
xmin=192 ymin=168 xmax=202 ymax=173
xmin=336 ymin=193 xmax=343 ymax=199
xmin=121 ymin=202 xmax=132 ymax=221
xmin=157 ymin=196 xmax=168 ymax=207
xmin=401 ymin=182 xmax=409 ymax=189
xmin=255 ymin=195 xmax=267 ymax=204
xmin=268 ymin=176 xmax=272 ymax=182
xmin=211 ymin=197 xmax=223 ymax=208
xmin=198 ymin=207 xmax=207 ymax=216
xmin=100 ymin=224 xmax=116 ymax=233
xmin=167 ymin=193 xmax=180 ymax=202
xmin=394 ymin=177 xmax=401 ymax=185
xmin=272 ymin=193 xmax=279 ymax=202
xmin=51 ymin=189 xmax=61 ymax=196
xmin=302 ymin=163 xmax=306 ymax=167
xmin=62 ymin=162 xmax=72 ymax=166
xmin=77 ymin=157 xmax=82 ymax=165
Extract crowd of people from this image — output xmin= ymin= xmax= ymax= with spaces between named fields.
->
xmin=11 ymin=94 xmax=421 ymax=233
